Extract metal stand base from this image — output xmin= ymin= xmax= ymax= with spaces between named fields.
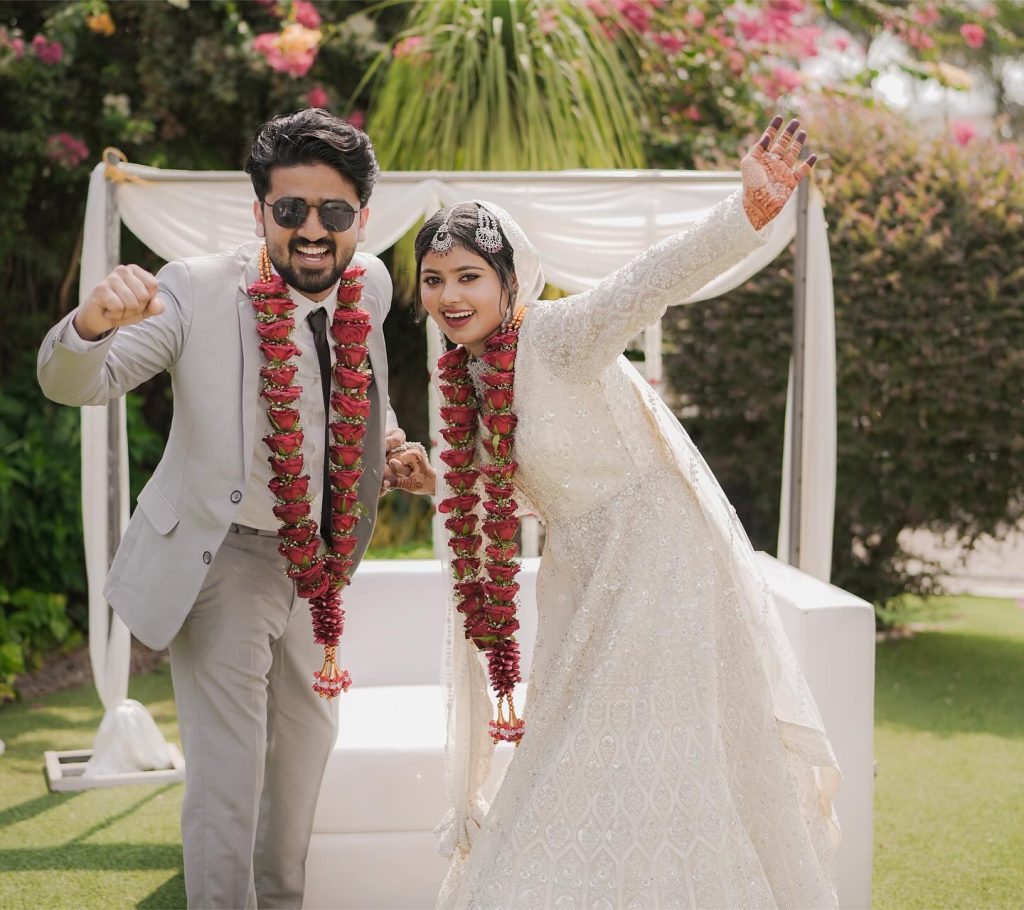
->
xmin=44 ymin=745 xmax=185 ymax=791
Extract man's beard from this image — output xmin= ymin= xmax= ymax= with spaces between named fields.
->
xmin=269 ymin=241 xmax=353 ymax=296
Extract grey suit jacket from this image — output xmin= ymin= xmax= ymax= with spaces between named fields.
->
xmin=37 ymin=241 xmax=393 ymax=650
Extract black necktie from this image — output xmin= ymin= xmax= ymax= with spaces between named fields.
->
xmin=306 ymin=307 xmax=333 ymax=547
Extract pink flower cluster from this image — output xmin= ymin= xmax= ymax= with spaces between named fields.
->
xmin=950 ymin=120 xmax=976 ymax=147
xmin=253 ymin=22 xmax=321 ymax=77
xmin=306 ymin=84 xmax=328 ymax=109
xmin=1 ymin=27 xmax=25 ymax=58
xmin=393 ymin=35 xmax=425 ymax=58
xmin=960 ymin=24 xmax=985 ymax=49
xmin=32 ymin=34 xmax=63 ymax=65
xmin=46 ymin=133 xmax=89 ymax=168
xmin=736 ymin=0 xmax=821 ymax=59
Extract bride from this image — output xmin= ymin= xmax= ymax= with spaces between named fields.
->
xmin=407 ymin=117 xmax=840 ymax=909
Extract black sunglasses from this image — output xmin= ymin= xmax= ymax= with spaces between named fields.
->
xmin=265 ymin=197 xmax=360 ymax=232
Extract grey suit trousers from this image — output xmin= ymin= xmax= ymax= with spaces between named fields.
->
xmin=169 ymin=525 xmax=338 ymax=909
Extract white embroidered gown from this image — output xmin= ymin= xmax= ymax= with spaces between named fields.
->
xmin=436 ymin=192 xmax=840 ymax=910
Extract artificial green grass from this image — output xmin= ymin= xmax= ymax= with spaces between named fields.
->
xmin=873 ymin=595 xmax=1024 ymax=909
xmin=1 ymin=596 xmax=1021 ymax=908
xmin=0 ymin=664 xmax=186 ymax=908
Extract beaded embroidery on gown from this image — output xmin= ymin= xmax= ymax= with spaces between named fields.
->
xmin=434 ymin=193 xmax=840 ymax=909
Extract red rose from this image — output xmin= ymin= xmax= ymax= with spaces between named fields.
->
xmin=334 ymin=306 xmax=371 ymax=324
xmin=449 ymin=534 xmax=482 ymax=557
xmin=260 ymin=341 xmax=301 ymax=362
xmin=261 ymin=385 xmax=303 ymax=406
xmin=324 ymin=554 xmax=354 ymax=576
xmin=296 ymin=575 xmax=331 ymax=601
xmin=261 ymin=364 xmax=298 ymax=385
xmin=455 ymin=580 xmax=483 ymax=598
xmin=481 ymin=461 xmax=517 ymax=483
xmin=438 ymin=493 xmax=481 ymax=514
xmin=466 ymin=616 xmax=496 ymax=639
xmin=337 ymin=345 xmax=369 ymax=369
xmin=269 ymin=475 xmax=310 ymax=501
xmin=249 ymin=277 xmax=287 ymax=296
xmin=444 ymin=469 xmax=480 ymax=492
xmin=330 ymin=323 xmax=372 ymax=345
xmin=333 ymin=365 xmax=371 ymax=391
xmin=482 ymin=349 xmax=516 ymax=371
xmin=273 ymin=500 xmax=311 ymax=523
xmin=278 ymin=522 xmax=316 ymax=544
xmin=440 ymin=383 xmax=474 ymax=404
xmin=486 ymin=563 xmax=520 ymax=584
xmin=279 ymin=538 xmax=321 ymax=567
xmin=485 ymin=581 xmax=520 ymax=601
xmin=486 ymin=542 xmax=519 ymax=562
xmin=331 ymin=421 xmax=368 ymax=444
xmin=343 ymin=266 xmax=367 ymax=281
xmin=484 ymin=499 xmax=517 ymax=517
xmin=481 ymin=370 xmax=514 ymax=388
xmin=438 ymin=367 xmax=470 ymax=383
xmin=484 ymin=602 xmax=517 ymax=621
xmin=332 ymin=512 xmax=360 ymax=534
xmin=483 ymin=413 xmax=517 ymax=436
xmin=264 ymin=430 xmax=303 ymax=457
xmin=336 ymin=284 xmax=364 ymax=304
xmin=482 ymin=436 xmax=513 ymax=459
xmin=484 ymin=388 xmax=513 ymax=410
xmin=452 ymin=557 xmax=481 ymax=579
xmin=445 ymin=514 xmax=478 ymax=536
xmin=288 ymin=560 xmax=324 ymax=583
xmin=330 ymin=536 xmax=360 ymax=558
xmin=253 ymin=297 xmax=297 ymax=318
xmin=334 ymin=394 xmax=372 ymax=420
xmin=330 ymin=468 xmax=363 ymax=491
xmin=441 ymin=426 xmax=475 ymax=447
xmin=440 ymin=448 xmax=475 ymax=469
xmin=332 ymin=491 xmax=360 ymax=514
xmin=269 ymin=453 xmax=304 ymax=477
xmin=483 ymin=482 xmax=515 ymax=500
xmin=330 ymin=444 xmax=364 ymax=467
xmin=457 ymin=593 xmax=482 ymax=616
xmin=268 ymin=407 xmax=301 ymax=432
xmin=488 ymin=329 xmax=519 ymax=347
xmin=438 ymin=348 xmax=468 ymax=370
xmin=483 ymin=518 xmax=518 ymax=541
xmin=440 ymin=405 xmax=478 ymax=426
xmin=256 ymin=318 xmax=295 ymax=342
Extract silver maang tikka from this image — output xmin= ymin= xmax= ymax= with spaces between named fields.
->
xmin=474 ymin=205 xmax=504 ymax=254
xmin=430 ymin=207 xmax=455 ymax=255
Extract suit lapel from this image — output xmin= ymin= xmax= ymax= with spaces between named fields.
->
xmin=236 ymin=249 xmax=264 ymax=482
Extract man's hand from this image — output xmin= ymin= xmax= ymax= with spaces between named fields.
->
xmin=382 ymin=440 xmax=436 ymax=496
xmin=740 ymin=116 xmax=818 ymax=231
xmin=74 ymin=264 xmax=165 ymax=341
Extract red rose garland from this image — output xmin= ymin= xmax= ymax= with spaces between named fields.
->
xmin=437 ymin=307 xmax=527 ymax=745
xmin=249 ymin=245 xmax=373 ymax=700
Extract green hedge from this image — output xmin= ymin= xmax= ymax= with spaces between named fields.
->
xmin=664 ymin=100 xmax=1024 ymax=610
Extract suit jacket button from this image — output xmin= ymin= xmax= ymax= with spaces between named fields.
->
xmin=202 ymin=551 xmax=212 ymax=565
xmin=230 ymin=490 xmax=242 ymax=503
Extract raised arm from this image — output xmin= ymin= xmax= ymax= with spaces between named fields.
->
xmin=528 ymin=117 xmax=816 ymax=378
xmin=37 ymin=260 xmax=190 ymax=407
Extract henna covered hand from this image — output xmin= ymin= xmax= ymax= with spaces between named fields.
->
xmin=741 ymin=115 xmax=818 ymax=231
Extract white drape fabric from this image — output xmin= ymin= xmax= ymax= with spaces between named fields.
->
xmin=77 ymin=161 xmax=836 ymax=774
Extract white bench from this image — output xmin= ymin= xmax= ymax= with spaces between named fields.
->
xmin=305 ymin=556 xmax=874 ymax=910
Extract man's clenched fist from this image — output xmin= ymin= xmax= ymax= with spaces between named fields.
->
xmin=74 ymin=264 xmax=165 ymax=341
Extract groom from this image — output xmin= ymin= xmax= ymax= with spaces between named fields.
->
xmin=37 ymin=109 xmax=432 ymax=908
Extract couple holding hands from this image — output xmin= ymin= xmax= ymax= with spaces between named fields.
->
xmin=38 ymin=108 xmax=838 ymax=909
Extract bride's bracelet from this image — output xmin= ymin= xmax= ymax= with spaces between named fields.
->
xmin=386 ymin=440 xmax=428 ymax=460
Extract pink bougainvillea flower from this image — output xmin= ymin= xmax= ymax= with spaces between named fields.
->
xmin=293 ymin=0 xmax=321 ymax=29
xmin=32 ymin=34 xmax=63 ymax=65
xmin=653 ymin=32 xmax=685 ymax=54
xmin=306 ymin=84 xmax=329 ymax=108
xmin=960 ymin=24 xmax=985 ymax=49
xmin=253 ymin=23 xmax=321 ymax=78
xmin=346 ymin=109 xmax=365 ymax=130
xmin=950 ymin=120 xmax=976 ymax=146
xmin=393 ymin=35 xmax=425 ymax=58
xmin=45 ymin=132 xmax=89 ymax=168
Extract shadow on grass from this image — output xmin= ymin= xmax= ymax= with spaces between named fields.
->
xmin=137 ymin=871 xmax=187 ymax=909
xmin=876 ymin=630 xmax=1024 ymax=739
xmin=0 ymin=791 xmax=80 ymax=829
xmin=0 ymin=842 xmax=181 ymax=871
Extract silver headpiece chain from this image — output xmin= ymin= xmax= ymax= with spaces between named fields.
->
xmin=430 ymin=207 xmax=455 ymax=255
xmin=474 ymin=205 xmax=504 ymax=254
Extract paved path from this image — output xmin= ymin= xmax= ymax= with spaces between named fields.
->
xmin=900 ymin=523 xmax=1024 ymax=599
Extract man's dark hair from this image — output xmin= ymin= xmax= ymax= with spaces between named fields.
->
xmin=414 ymin=204 xmax=518 ymax=318
xmin=245 ymin=108 xmax=380 ymax=206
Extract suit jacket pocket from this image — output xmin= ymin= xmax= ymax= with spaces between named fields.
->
xmin=137 ymin=482 xmax=180 ymax=535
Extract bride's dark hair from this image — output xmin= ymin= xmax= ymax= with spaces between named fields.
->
xmin=413 ymin=203 xmax=518 ymax=318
